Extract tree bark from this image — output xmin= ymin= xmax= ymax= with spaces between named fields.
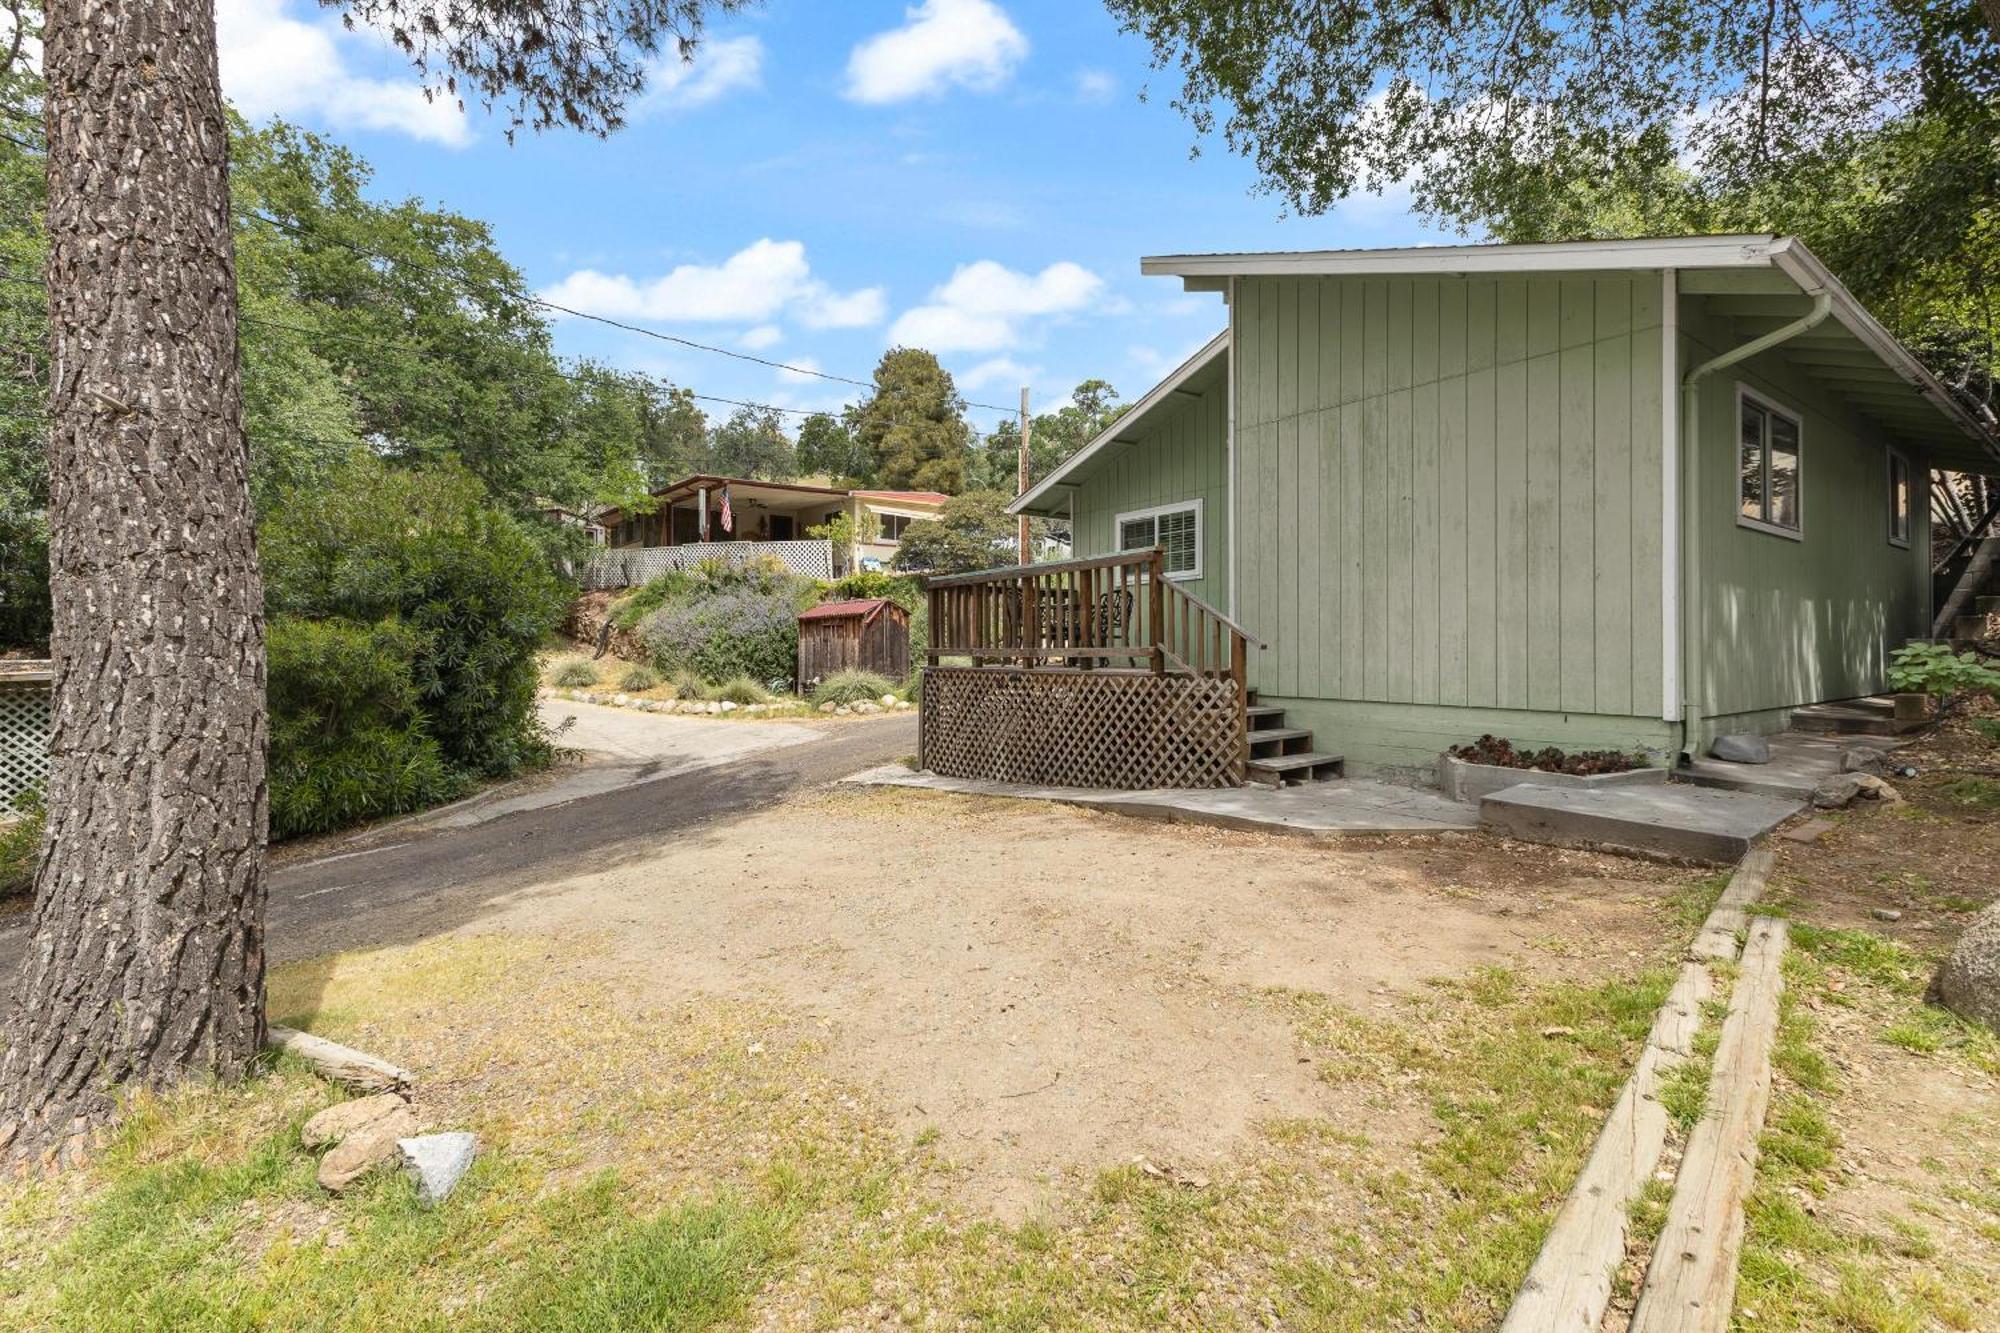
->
xmin=0 ymin=0 xmax=267 ymax=1167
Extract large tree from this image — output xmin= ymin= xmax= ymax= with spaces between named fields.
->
xmin=705 ymin=404 xmax=797 ymax=480
xmin=969 ymin=378 xmax=1124 ymax=491
xmin=848 ymin=348 xmax=970 ymax=493
xmin=1 ymin=0 xmax=748 ymax=1166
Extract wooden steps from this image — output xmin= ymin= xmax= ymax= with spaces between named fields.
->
xmin=1788 ymin=695 xmax=1925 ymax=737
xmin=1242 ymin=695 xmax=1344 ymax=786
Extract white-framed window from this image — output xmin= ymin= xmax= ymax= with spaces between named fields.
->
xmin=1736 ymin=386 xmax=1803 ymax=540
xmin=1887 ymin=448 xmax=1912 ymax=548
xmin=875 ymin=511 xmax=914 ymax=542
xmin=1115 ymin=499 xmax=1203 ymax=580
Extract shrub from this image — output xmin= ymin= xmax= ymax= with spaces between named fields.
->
xmin=618 ymin=663 xmax=663 ymax=691
xmin=266 ymin=616 xmax=466 ymax=838
xmin=551 ymin=656 xmax=599 ymax=687
xmin=669 ymin=669 xmax=712 ymax=701
xmin=639 ymin=587 xmax=800 ymax=685
xmin=827 ymin=570 xmax=921 ymax=612
xmin=1887 ymin=642 xmax=2000 ymax=710
xmin=262 ymin=457 xmax=569 ymax=780
xmin=712 ymin=675 xmax=774 ymax=706
xmin=810 ymin=670 xmax=897 ymax=707
xmin=0 ymin=788 xmax=43 ymax=900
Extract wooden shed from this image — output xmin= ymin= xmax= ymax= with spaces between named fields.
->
xmin=797 ymin=598 xmax=910 ymax=692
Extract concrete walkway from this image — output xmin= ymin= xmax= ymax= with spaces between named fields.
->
xmin=1677 ymin=730 xmax=1898 ymax=802
xmin=845 ymin=765 xmax=1480 ymax=836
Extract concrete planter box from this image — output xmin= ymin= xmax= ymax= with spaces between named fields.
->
xmin=1439 ymin=752 xmax=1667 ymax=804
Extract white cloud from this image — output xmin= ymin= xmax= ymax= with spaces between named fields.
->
xmin=1074 ymin=69 xmax=1116 ymax=104
xmin=216 ymin=0 xmax=470 ymax=147
xmin=777 ymin=357 xmax=824 ymax=385
xmin=739 ymin=325 xmax=784 ymax=350
xmin=638 ymin=35 xmax=764 ymax=113
xmin=957 ymin=357 xmax=1039 ymax=392
xmin=890 ymin=259 xmax=1103 ymax=353
xmin=539 ymin=239 xmax=886 ymax=329
xmin=845 ymin=0 xmax=1029 ymax=104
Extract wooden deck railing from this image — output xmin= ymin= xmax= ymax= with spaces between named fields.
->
xmin=922 ymin=550 xmax=1261 ymax=786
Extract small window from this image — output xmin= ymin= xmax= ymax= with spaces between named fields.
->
xmin=1115 ymin=500 xmax=1202 ymax=579
xmin=1887 ymin=449 xmax=1912 ymax=548
xmin=876 ymin=512 xmax=913 ymax=542
xmin=1737 ymin=390 xmax=1803 ymax=538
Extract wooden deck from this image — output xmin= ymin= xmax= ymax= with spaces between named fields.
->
xmin=919 ymin=549 xmax=1258 ymax=788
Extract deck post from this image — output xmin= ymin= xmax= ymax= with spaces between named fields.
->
xmin=1230 ymin=630 xmax=1249 ymax=782
xmin=1148 ymin=547 xmax=1167 ymax=674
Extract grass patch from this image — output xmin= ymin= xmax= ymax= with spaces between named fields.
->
xmin=548 ymin=656 xmax=599 ymax=688
xmin=1937 ymin=776 xmax=2000 ymax=809
xmin=1659 ymin=994 xmax=1729 ymax=1131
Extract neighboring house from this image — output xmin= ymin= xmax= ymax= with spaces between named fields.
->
xmin=589 ymin=475 xmax=946 ymax=585
xmin=999 ymin=235 xmax=2000 ymax=772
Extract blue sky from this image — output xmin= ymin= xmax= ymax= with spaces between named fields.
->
xmin=217 ymin=0 xmax=1447 ymax=431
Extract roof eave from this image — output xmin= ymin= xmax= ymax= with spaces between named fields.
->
xmin=1009 ymin=329 xmax=1230 ymax=516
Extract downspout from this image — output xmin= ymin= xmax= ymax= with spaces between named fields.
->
xmin=1678 ymin=287 xmax=1832 ymax=757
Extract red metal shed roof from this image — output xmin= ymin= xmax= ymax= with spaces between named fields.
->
xmin=799 ymin=597 xmax=899 ymax=623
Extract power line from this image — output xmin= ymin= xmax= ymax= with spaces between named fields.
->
xmin=0 ymin=267 xmax=833 ymax=422
xmin=3 ymin=110 xmax=1031 ymax=417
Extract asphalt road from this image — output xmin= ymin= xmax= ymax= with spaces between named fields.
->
xmin=0 ymin=714 xmax=917 ymax=972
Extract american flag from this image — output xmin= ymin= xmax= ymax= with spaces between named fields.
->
xmin=719 ymin=486 xmax=733 ymax=533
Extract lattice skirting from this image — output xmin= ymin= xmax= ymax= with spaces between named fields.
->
xmin=0 ymin=682 xmax=50 ymax=808
xmin=920 ymin=667 xmax=1243 ymax=790
xmin=582 ymin=540 xmax=836 ymax=590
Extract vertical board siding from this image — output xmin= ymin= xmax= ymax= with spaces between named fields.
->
xmin=1235 ymin=273 xmax=1666 ymax=721
xmin=1070 ymin=358 xmax=1231 ymax=615
xmin=1682 ymin=300 xmax=1933 ymax=716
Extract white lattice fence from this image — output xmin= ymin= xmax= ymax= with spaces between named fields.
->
xmin=0 ymin=678 xmax=51 ymax=809
xmin=582 ymin=539 xmax=837 ymax=590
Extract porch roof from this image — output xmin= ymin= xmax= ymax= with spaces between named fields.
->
xmin=600 ymin=474 xmax=850 ymax=525
xmin=1140 ymin=235 xmax=1999 ymax=473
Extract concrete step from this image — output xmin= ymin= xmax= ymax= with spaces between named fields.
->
xmin=1789 ymin=697 xmax=1925 ymax=737
xmin=1246 ymin=751 xmax=1345 ymax=787
xmin=1480 ymin=783 xmax=1804 ymax=864
xmin=1247 ymin=726 xmax=1313 ymax=756
xmin=1676 ymin=732 xmax=1896 ymax=803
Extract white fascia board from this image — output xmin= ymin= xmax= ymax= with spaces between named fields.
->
xmin=1141 ymin=234 xmax=1786 ymax=281
xmin=1009 ymin=329 xmax=1230 ymax=515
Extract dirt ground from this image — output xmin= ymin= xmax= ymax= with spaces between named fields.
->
xmin=434 ymin=786 xmax=1703 ymax=1217
xmin=1738 ymin=707 xmax=2000 ymax=1328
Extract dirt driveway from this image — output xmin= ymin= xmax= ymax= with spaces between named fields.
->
xmin=431 ymin=785 xmax=1701 ymax=1217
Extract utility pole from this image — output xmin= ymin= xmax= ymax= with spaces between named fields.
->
xmin=1017 ymin=387 xmax=1032 ymax=563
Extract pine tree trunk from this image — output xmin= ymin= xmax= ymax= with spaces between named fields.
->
xmin=0 ymin=0 xmax=267 ymax=1166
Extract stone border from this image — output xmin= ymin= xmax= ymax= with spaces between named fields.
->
xmin=1438 ymin=752 xmax=1667 ymax=804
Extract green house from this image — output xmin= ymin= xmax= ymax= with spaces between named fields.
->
xmin=1009 ymin=236 xmax=2000 ymax=773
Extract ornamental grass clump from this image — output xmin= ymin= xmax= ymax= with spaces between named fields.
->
xmin=810 ymin=670 xmax=897 ymax=708
xmin=551 ymin=656 xmax=600 ymax=688
xmin=616 ymin=663 xmax=662 ymax=692
xmin=712 ymin=676 xmax=774 ymax=706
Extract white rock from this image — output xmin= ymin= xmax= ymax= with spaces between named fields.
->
xmin=880 ymin=694 xmax=897 ymax=706
xmin=721 ymin=700 xmax=738 ymax=713
xmin=398 ymin=1132 xmax=477 ymax=1205
xmin=819 ymin=701 xmax=838 ymax=713
xmin=835 ymin=705 xmax=852 ymax=716
xmin=613 ymin=693 xmax=630 ymax=706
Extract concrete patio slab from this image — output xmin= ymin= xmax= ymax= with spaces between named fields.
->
xmin=1480 ymin=782 xmax=1805 ymax=864
xmin=1678 ymin=731 xmax=1899 ymax=802
xmin=844 ymin=766 xmax=1480 ymax=837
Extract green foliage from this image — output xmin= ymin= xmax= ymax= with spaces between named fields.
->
xmin=796 ymin=411 xmax=870 ymax=483
xmin=551 ymin=657 xmax=601 ymax=688
xmin=711 ymin=676 xmax=775 ymax=706
xmin=848 ymin=349 xmax=970 ymax=493
xmin=1887 ymin=642 xmax=2000 ymax=704
xmin=616 ymin=663 xmax=663 ymax=691
xmin=262 ymin=457 xmax=569 ymax=781
xmin=826 ymin=570 xmax=922 ymax=611
xmin=0 ymin=787 xmax=44 ymax=900
xmin=1971 ymin=718 xmax=2000 ymax=743
xmin=891 ymin=490 xmax=1015 ymax=574
xmin=706 ymin=406 xmax=797 ymax=480
xmin=809 ymin=670 xmax=897 ymax=707
xmin=265 ymin=617 xmax=465 ymax=838
xmin=969 ymin=379 xmax=1125 ymax=489
xmin=804 ymin=510 xmax=881 ymax=550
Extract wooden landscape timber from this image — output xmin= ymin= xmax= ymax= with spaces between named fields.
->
xmin=1630 ymin=914 xmax=1790 ymax=1333
xmin=1500 ymin=848 xmax=1773 ymax=1332
xmin=265 ymin=1026 xmax=415 ymax=1096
